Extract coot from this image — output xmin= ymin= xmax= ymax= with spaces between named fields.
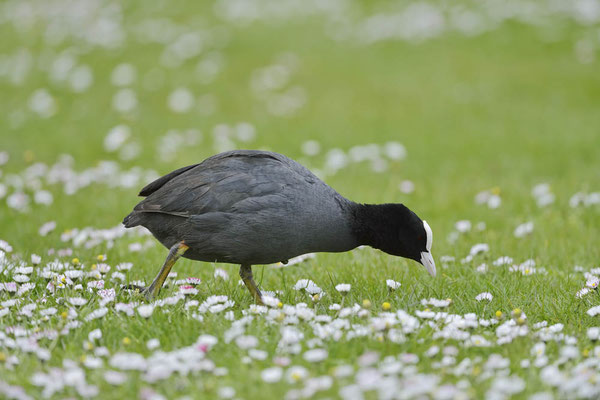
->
xmin=123 ymin=150 xmax=435 ymax=303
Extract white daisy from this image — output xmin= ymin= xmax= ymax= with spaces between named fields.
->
xmin=475 ymin=292 xmax=493 ymax=302
xmin=335 ymin=283 xmax=351 ymax=294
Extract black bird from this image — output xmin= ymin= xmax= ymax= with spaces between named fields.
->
xmin=123 ymin=150 xmax=435 ymax=303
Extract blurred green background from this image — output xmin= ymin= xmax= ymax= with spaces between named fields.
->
xmin=1 ymin=0 xmax=599 ymax=257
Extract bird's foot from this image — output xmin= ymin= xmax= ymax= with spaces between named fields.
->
xmin=121 ymin=284 xmax=155 ymax=301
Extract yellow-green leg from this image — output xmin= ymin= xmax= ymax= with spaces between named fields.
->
xmin=124 ymin=241 xmax=188 ymax=301
xmin=239 ymin=264 xmax=264 ymax=305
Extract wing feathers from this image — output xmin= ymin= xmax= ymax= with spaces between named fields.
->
xmin=138 ymin=164 xmax=200 ymax=197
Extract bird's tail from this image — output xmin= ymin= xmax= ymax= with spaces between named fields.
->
xmin=122 ymin=211 xmax=142 ymax=228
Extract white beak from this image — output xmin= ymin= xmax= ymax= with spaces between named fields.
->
xmin=420 ymin=251 xmax=436 ymax=277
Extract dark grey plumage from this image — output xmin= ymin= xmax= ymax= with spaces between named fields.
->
xmin=124 ymin=150 xmax=357 ymax=265
xmin=123 ymin=150 xmax=435 ymax=302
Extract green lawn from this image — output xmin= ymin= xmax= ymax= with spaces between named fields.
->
xmin=1 ymin=1 xmax=600 ymax=399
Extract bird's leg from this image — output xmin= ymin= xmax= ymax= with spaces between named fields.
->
xmin=239 ymin=264 xmax=264 ymax=305
xmin=124 ymin=241 xmax=188 ymax=301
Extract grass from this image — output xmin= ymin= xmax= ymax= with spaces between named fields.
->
xmin=1 ymin=1 xmax=600 ymax=398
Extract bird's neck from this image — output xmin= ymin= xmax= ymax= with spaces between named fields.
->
xmin=350 ymin=203 xmax=396 ymax=250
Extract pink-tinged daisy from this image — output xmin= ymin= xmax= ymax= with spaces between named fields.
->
xmin=586 ymin=277 xmax=599 ymax=289
xmin=179 ymin=285 xmax=198 ymax=295
xmin=186 ymin=277 xmax=202 ymax=285
xmin=97 ymin=288 xmax=116 ymax=301
xmin=87 ymin=280 xmax=105 ymax=290
xmin=2 ymin=282 xmax=18 ymax=293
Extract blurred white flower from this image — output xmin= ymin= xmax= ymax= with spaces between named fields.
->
xmin=261 ymin=367 xmax=282 ymax=383
xmin=85 ymin=308 xmax=108 ymax=321
xmin=493 ymin=256 xmax=513 ymax=266
xmin=137 ymin=304 xmax=154 ymax=318
xmin=475 ymin=190 xmax=501 ymax=208
xmin=586 ymin=327 xmax=600 ymax=342
xmin=111 ymin=63 xmax=137 ymax=86
xmin=39 ymin=221 xmax=56 ymax=236
xmin=386 ymin=279 xmax=401 ymax=290
xmin=398 ymin=180 xmax=415 ymax=194
xmin=235 ymin=335 xmax=258 ymax=350
xmin=7 ymin=192 xmax=30 ymax=211
xmin=335 ymin=283 xmax=351 ymax=294
xmin=475 ymin=292 xmax=493 ymax=302
xmin=0 ymin=151 xmax=9 ymax=166
xmin=294 ymin=279 xmax=322 ymax=295
xmin=110 ymin=353 xmax=147 ymax=371
xmin=261 ymin=294 xmax=280 ymax=308
xmin=301 ymin=140 xmax=321 ymax=156
xmin=235 ymin=122 xmax=256 ymax=142
xmin=514 ymin=222 xmax=534 ymax=238
xmin=532 ymin=183 xmax=555 ymax=207
xmin=88 ymin=329 xmax=102 ymax=342
xmin=13 ymin=274 xmax=29 ymax=283
xmin=69 ymin=65 xmax=93 ymax=92
xmin=34 ymin=190 xmax=53 ymax=205
xmin=587 ymin=306 xmax=600 ymax=317
xmin=383 ymin=141 xmax=407 ymax=160
xmin=104 ymin=371 xmax=128 ymax=385
xmin=168 ymin=88 xmax=194 ymax=113
xmin=218 ymin=386 xmax=236 ymax=399
xmin=29 ymin=89 xmax=57 ymax=118
xmin=577 ymin=287 xmax=591 ymax=298
xmin=286 ymin=366 xmax=309 ymax=383
xmin=421 ymin=298 xmax=451 ymax=307
xmin=303 ymin=349 xmax=328 ymax=362
xmin=587 ymin=277 xmax=600 ymax=289
xmin=455 ymin=220 xmax=471 ymax=233
xmin=112 ymin=89 xmax=137 ymax=113
xmin=104 ymin=125 xmax=131 ymax=152
xmin=214 ymin=268 xmax=229 ymax=280
xmin=68 ymin=297 xmax=88 ymax=306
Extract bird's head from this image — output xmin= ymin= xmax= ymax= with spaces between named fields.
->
xmin=359 ymin=203 xmax=436 ymax=277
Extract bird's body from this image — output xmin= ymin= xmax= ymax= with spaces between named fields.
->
xmin=124 ymin=150 xmax=357 ymax=264
xmin=123 ymin=150 xmax=435 ymax=303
